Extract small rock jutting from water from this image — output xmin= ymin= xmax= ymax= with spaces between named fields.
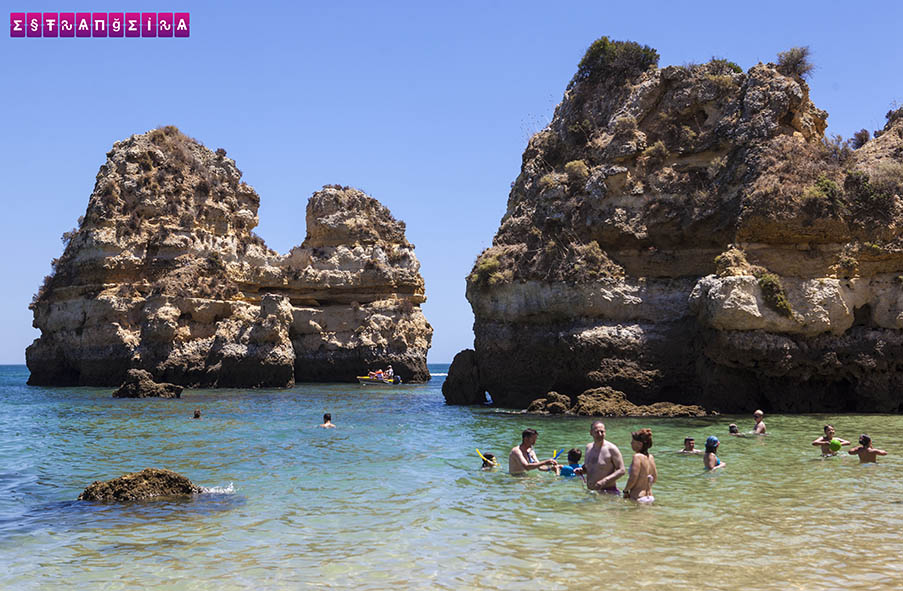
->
xmin=78 ymin=468 xmax=202 ymax=501
xmin=526 ymin=388 xmax=710 ymax=417
xmin=112 ymin=369 xmax=183 ymax=398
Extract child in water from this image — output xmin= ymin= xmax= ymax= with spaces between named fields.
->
xmin=704 ymin=436 xmax=725 ymax=470
xmin=624 ymin=429 xmax=656 ymax=502
xmin=812 ymin=424 xmax=849 ymax=456
xmin=848 ymin=434 xmax=887 ymax=464
xmin=480 ymin=453 xmax=498 ymax=470
xmin=558 ymin=448 xmax=583 ymax=477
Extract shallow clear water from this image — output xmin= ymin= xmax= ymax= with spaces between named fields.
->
xmin=2 ymin=364 xmax=902 ymax=590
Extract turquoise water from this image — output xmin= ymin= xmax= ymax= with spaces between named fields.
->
xmin=2 ymin=364 xmax=903 ymax=590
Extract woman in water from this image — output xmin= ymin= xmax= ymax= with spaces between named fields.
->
xmin=704 ymin=436 xmax=725 ymax=470
xmin=623 ymin=428 xmax=656 ymax=502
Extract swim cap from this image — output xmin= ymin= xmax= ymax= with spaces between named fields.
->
xmin=829 ymin=438 xmax=842 ymax=452
xmin=706 ymin=436 xmax=719 ymax=447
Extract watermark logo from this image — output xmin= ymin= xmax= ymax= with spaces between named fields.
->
xmin=10 ymin=12 xmax=189 ymax=38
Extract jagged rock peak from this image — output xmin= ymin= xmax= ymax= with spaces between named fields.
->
xmin=27 ymin=127 xmax=432 ymax=387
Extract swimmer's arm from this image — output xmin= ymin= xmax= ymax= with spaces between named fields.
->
xmin=848 ymin=446 xmax=862 ymax=455
xmin=623 ymin=455 xmax=640 ymax=493
xmin=650 ymin=456 xmax=657 ymax=484
xmin=875 ymin=448 xmax=888 ymax=456
xmin=811 ymin=437 xmax=827 ymax=446
xmin=838 ymin=438 xmax=850 ymax=445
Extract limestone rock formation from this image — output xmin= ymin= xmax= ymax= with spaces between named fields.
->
xmin=527 ymin=388 xmax=708 ymax=417
xmin=112 ymin=369 xmax=183 ymax=398
xmin=78 ymin=468 xmax=202 ymax=501
xmin=446 ymin=39 xmax=903 ymax=412
xmin=27 ymin=127 xmax=432 ymax=387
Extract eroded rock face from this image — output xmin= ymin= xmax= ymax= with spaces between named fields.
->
xmin=112 ymin=369 xmax=183 ymax=398
xmin=78 ymin=468 xmax=202 ymax=501
xmin=446 ymin=41 xmax=903 ymax=412
xmin=27 ymin=127 xmax=432 ymax=387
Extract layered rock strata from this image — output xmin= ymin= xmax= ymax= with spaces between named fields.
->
xmin=28 ymin=127 xmax=432 ymax=387
xmin=447 ymin=40 xmax=903 ymax=412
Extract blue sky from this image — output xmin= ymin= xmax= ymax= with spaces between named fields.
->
xmin=1 ymin=1 xmax=902 ymax=364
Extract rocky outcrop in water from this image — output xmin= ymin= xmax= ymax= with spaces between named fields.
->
xmin=27 ymin=127 xmax=432 ymax=387
xmin=78 ymin=468 xmax=202 ymax=501
xmin=446 ymin=39 xmax=903 ymax=413
xmin=112 ymin=369 xmax=183 ymax=398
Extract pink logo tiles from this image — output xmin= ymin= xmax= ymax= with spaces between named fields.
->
xmin=9 ymin=11 xmax=190 ymax=38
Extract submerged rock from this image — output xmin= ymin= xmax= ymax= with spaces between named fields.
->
xmin=78 ymin=468 xmax=202 ymax=501
xmin=112 ymin=369 xmax=183 ymax=398
xmin=446 ymin=38 xmax=903 ymax=412
xmin=527 ymin=388 xmax=709 ymax=417
xmin=27 ymin=127 xmax=432 ymax=387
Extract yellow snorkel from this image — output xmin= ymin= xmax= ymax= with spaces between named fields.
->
xmin=476 ymin=448 xmax=499 ymax=467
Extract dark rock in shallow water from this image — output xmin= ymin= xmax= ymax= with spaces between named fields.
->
xmin=441 ymin=349 xmax=486 ymax=405
xmin=112 ymin=369 xmax=183 ymax=398
xmin=527 ymin=387 xmax=710 ymax=417
xmin=78 ymin=468 xmax=202 ymax=501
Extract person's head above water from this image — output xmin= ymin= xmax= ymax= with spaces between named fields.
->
xmin=323 ymin=413 xmax=332 ymax=422
xmin=632 ymin=428 xmax=653 ymax=455
xmin=590 ymin=421 xmax=606 ymax=442
xmin=193 ymin=409 xmax=201 ymax=419
xmin=753 ymin=410 xmax=764 ymax=421
xmin=824 ymin=424 xmax=835 ymax=437
xmin=521 ymin=428 xmax=538 ymax=445
xmin=567 ymin=448 xmax=582 ymax=464
xmin=683 ymin=437 xmax=695 ymax=450
xmin=728 ymin=424 xmax=739 ymax=434
xmin=481 ymin=452 xmax=497 ymax=468
xmin=859 ymin=434 xmax=871 ymax=447
xmin=705 ymin=436 xmax=720 ymax=453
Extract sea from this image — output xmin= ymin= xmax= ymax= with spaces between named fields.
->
xmin=1 ymin=363 xmax=902 ymax=590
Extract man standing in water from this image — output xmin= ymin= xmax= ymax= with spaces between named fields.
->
xmin=509 ymin=428 xmax=559 ymax=474
xmin=753 ymin=410 xmax=767 ymax=434
xmin=577 ymin=421 xmax=625 ymax=493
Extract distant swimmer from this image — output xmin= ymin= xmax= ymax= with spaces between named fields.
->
xmin=558 ymin=448 xmax=583 ymax=477
xmin=192 ymin=409 xmax=201 ymax=419
xmin=728 ymin=424 xmax=746 ymax=437
xmin=509 ymin=428 xmax=559 ymax=474
xmin=577 ymin=421 xmax=625 ymax=493
xmin=812 ymin=424 xmax=849 ymax=456
xmin=753 ymin=410 xmax=766 ymax=434
xmin=679 ymin=437 xmax=702 ymax=454
xmin=623 ymin=429 xmax=656 ymax=503
xmin=848 ymin=434 xmax=887 ymax=464
xmin=704 ymin=436 xmax=725 ymax=470
xmin=319 ymin=413 xmax=336 ymax=428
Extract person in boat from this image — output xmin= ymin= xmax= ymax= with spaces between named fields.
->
xmin=368 ymin=369 xmax=385 ymax=380
xmin=508 ymin=428 xmax=559 ymax=474
xmin=623 ymin=428 xmax=656 ymax=503
xmin=576 ymin=421 xmax=625 ymax=493
xmin=319 ymin=413 xmax=336 ymax=428
xmin=385 ymin=365 xmax=394 ymax=379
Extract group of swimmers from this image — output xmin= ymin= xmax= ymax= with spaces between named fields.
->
xmin=481 ymin=410 xmax=889 ymax=503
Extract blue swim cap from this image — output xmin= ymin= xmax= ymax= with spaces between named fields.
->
xmin=706 ymin=436 xmax=719 ymax=448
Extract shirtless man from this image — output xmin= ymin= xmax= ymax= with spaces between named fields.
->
xmin=812 ymin=424 xmax=849 ymax=455
xmin=577 ymin=421 xmax=625 ymax=493
xmin=509 ymin=428 xmax=558 ymax=474
xmin=753 ymin=410 xmax=766 ymax=434
xmin=848 ymin=434 xmax=887 ymax=464
xmin=318 ymin=413 xmax=336 ymax=428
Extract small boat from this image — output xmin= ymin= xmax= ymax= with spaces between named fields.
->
xmin=357 ymin=375 xmax=402 ymax=385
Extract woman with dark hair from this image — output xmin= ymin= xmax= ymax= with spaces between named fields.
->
xmin=623 ymin=428 xmax=656 ymax=503
xmin=704 ymin=436 xmax=725 ymax=470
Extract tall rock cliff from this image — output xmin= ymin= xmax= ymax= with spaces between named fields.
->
xmin=446 ymin=39 xmax=903 ymax=412
xmin=27 ymin=127 xmax=432 ymax=387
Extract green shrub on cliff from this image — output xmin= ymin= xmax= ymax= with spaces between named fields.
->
xmin=756 ymin=272 xmax=792 ymax=317
xmin=803 ymin=174 xmax=843 ymax=205
xmin=709 ymin=57 xmax=742 ymax=74
xmin=776 ymin=46 xmax=814 ymax=80
xmin=642 ymin=140 xmax=669 ymax=166
xmin=565 ymin=160 xmax=590 ymax=184
xmin=570 ymin=37 xmax=659 ymax=88
xmin=469 ymin=254 xmax=503 ymax=289
xmin=851 ymin=129 xmax=870 ymax=149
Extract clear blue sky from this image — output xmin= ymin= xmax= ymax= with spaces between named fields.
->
xmin=2 ymin=1 xmax=901 ymax=364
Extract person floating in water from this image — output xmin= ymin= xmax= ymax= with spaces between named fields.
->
xmin=558 ymin=448 xmax=583 ymax=477
xmin=576 ymin=421 xmax=625 ymax=493
xmin=848 ymin=434 xmax=887 ymax=464
xmin=623 ymin=428 xmax=656 ymax=503
xmin=704 ymin=436 xmax=725 ymax=470
xmin=812 ymin=424 xmax=849 ymax=456
xmin=192 ymin=409 xmax=201 ymax=419
xmin=509 ymin=428 xmax=559 ymax=474
xmin=319 ymin=413 xmax=336 ymax=428
xmin=679 ymin=437 xmax=702 ymax=454
xmin=753 ymin=410 xmax=766 ymax=434
xmin=480 ymin=452 xmax=497 ymax=470
xmin=728 ymin=424 xmax=747 ymax=437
